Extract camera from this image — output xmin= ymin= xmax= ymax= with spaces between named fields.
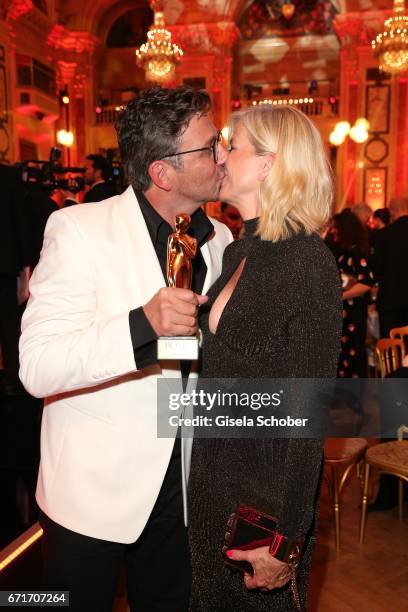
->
xmin=17 ymin=147 xmax=85 ymax=194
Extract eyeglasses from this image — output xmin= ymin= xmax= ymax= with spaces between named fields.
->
xmin=161 ymin=131 xmax=223 ymax=164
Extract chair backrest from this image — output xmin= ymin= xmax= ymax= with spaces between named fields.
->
xmin=390 ymin=325 xmax=408 ymax=354
xmin=397 ymin=425 xmax=408 ymax=441
xmin=375 ymin=338 xmax=405 ymax=378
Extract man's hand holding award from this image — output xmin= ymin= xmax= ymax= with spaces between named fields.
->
xmin=143 ymin=213 xmax=207 ymax=360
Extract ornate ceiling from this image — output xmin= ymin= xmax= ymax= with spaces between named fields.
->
xmin=2 ymin=0 xmax=393 ymax=40
xmin=30 ymin=0 xmax=393 ymax=36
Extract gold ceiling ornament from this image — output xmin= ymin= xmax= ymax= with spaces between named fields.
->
xmin=371 ymin=0 xmax=408 ymax=74
xmin=135 ymin=0 xmax=183 ymax=83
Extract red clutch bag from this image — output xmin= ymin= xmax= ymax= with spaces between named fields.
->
xmin=223 ymin=503 xmax=278 ymax=575
xmin=223 ymin=502 xmax=304 ymax=612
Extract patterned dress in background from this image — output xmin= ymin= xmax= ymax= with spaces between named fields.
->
xmin=337 ymin=247 xmax=375 ymax=378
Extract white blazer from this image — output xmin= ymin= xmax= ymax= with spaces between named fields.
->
xmin=19 ymin=186 xmax=232 ymax=543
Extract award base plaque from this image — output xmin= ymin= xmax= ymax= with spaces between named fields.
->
xmin=157 ymin=336 xmax=199 ymax=360
xmin=158 ymin=213 xmax=200 ymax=361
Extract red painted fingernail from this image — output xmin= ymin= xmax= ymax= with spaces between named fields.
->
xmin=226 ymin=550 xmax=233 ymax=558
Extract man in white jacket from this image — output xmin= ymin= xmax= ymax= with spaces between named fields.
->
xmin=19 ymin=86 xmax=232 ymax=612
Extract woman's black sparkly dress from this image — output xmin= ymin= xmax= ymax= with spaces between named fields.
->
xmin=188 ymin=219 xmax=342 ymax=612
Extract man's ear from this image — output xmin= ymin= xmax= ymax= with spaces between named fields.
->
xmin=259 ymin=153 xmax=276 ymax=182
xmin=148 ymin=160 xmax=173 ymax=191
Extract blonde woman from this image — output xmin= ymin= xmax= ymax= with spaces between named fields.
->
xmin=188 ymin=106 xmax=342 ymax=611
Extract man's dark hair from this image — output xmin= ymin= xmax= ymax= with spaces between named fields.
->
xmin=115 ymin=86 xmax=212 ymax=192
xmin=373 ymin=207 xmax=391 ymax=226
xmin=86 ymin=154 xmax=111 ymax=181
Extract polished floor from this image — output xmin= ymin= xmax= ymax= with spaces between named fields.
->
xmin=309 ymin=474 xmax=408 ymax=611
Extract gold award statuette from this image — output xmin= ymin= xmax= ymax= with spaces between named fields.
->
xmin=157 ymin=213 xmax=200 ymax=360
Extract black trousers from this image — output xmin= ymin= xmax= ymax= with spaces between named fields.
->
xmin=379 ymin=309 xmax=408 ymax=338
xmin=39 ymin=440 xmax=190 ymax=612
xmin=39 ymin=508 xmax=191 ymax=612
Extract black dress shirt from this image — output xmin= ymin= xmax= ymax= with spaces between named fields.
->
xmin=128 ymin=188 xmax=213 ymax=523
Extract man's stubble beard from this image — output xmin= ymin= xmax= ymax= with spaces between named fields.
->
xmin=178 ymin=173 xmax=221 ymax=208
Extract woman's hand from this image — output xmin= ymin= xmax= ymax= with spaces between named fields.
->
xmin=342 ymin=282 xmax=371 ymax=301
xmin=227 ymin=546 xmax=292 ymax=591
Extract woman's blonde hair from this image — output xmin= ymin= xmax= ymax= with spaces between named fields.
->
xmin=229 ymin=105 xmax=334 ymax=242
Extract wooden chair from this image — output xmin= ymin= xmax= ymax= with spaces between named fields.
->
xmin=390 ymin=325 xmax=408 ymax=353
xmin=359 ymin=426 xmax=408 ymax=543
xmin=324 ymin=437 xmax=367 ymax=550
xmin=375 ymin=338 xmax=405 ymax=378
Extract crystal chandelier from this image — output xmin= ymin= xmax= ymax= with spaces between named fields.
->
xmin=371 ymin=0 xmax=408 ymax=74
xmin=135 ymin=0 xmax=183 ymax=83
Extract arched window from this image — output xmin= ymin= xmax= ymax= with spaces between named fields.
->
xmin=107 ymin=7 xmax=154 ymax=48
xmin=33 ymin=0 xmax=48 ymax=15
xmin=239 ymin=0 xmax=338 ymax=39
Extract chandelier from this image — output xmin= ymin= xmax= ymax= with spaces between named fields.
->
xmin=371 ymin=0 xmax=408 ymax=74
xmin=135 ymin=0 xmax=183 ymax=83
